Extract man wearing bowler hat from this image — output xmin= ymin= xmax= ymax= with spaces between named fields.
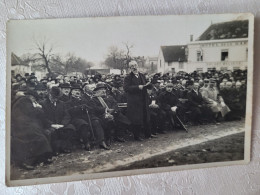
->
xmin=59 ymin=83 xmax=71 ymax=102
xmin=92 ymin=83 xmax=131 ymax=143
xmin=65 ymin=84 xmax=110 ymax=150
xmin=40 ymin=86 xmax=76 ymax=154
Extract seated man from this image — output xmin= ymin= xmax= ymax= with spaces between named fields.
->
xmin=202 ymin=79 xmax=230 ymax=121
xmin=91 ymin=83 xmax=131 ymax=142
xmin=157 ymin=82 xmax=181 ymax=131
xmin=11 ymin=89 xmax=53 ymax=169
xmin=40 ymin=86 xmax=76 ymax=153
xmin=147 ymin=88 xmax=160 ymax=136
xmin=186 ymin=81 xmax=213 ymax=124
xmin=59 ymin=83 xmax=71 ymax=102
xmin=65 ymin=84 xmax=110 ymax=150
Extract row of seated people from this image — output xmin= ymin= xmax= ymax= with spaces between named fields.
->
xmin=10 ymin=75 xmax=246 ymax=170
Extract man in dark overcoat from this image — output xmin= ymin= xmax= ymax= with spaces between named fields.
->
xmin=186 ymin=81 xmax=213 ymax=124
xmin=40 ymin=86 xmax=76 ymax=153
xmin=65 ymin=84 xmax=110 ymax=150
xmin=91 ymin=83 xmax=131 ymax=142
xmin=123 ymin=61 xmax=152 ymax=140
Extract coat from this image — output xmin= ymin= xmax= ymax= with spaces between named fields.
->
xmin=40 ymin=99 xmax=72 ymax=128
xmin=123 ymin=72 xmax=150 ymax=125
xmin=187 ymin=90 xmax=205 ymax=108
xmin=40 ymin=98 xmax=75 ymax=130
xmin=11 ymin=96 xmax=52 ymax=165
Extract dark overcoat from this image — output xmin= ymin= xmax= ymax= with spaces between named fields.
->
xmin=123 ymin=72 xmax=150 ymax=125
xmin=40 ymin=99 xmax=73 ymax=128
xmin=11 ymin=96 xmax=52 ymax=165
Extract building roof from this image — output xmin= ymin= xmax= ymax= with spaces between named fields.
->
xmin=161 ymin=45 xmax=187 ymax=62
xmin=197 ymin=20 xmax=248 ymax=41
xmin=11 ymin=52 xmax=29 ymax=66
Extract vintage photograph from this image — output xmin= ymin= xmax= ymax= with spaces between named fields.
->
xmin=6 ymin=13 xmax=254 ymax=186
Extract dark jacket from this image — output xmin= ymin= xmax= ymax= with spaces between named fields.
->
xmin=123 ymin=72 xmax=151 ymax=125
xmin=158 ymin=91 xmax=179 ymax=112
xmin=11 ymin=96 xmax=52 ymax=164
xmin=40 ymin=98 xmax=72 ymax=128
xmin=187 ymin=90 xmax=205 ymax=108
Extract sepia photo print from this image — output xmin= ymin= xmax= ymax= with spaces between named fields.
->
xmin=6 ymin=13 xmax=254 ymax=186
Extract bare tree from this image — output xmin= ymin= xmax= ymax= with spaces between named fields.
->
xmin=104 ymin=42 xmax=134 ymax=71
xmin=123 ymin=42 xmax=134 ymax=69
xmin=32 ymin=36 xmax=55 ymax=75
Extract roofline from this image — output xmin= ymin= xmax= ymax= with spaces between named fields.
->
xmin=188 ymin=38 xmax=248 ymax=45
xmin=160 ymin=45 xmax=187 ymax=48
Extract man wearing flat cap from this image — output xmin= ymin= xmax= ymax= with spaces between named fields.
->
xmin=123 ymin=60 xmax=153 ymax=140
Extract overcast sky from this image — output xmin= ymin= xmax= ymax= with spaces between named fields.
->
xmin=7 ymin=13 xmax=248 ymax=66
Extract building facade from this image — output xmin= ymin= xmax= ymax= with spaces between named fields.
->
xmin=157 ymin=20 xmax=248 ymax=74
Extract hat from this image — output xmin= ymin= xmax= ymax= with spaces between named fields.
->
xmin=94 ymin=83 xmax=107 ymax=91
xmin=165 ymin=82 xmax=174 ymax=87
xmin=71 ymin=83 xmax=82 ymax=91
xmin=15 ymin=74 xmax=22 ymax=79
xmin=49 ymin=86 xmax=62 ymax=98
xmin=35 ymin=83 xmax=47 ymax=91
xmin=28 ymin=76 xmax=37 ymax=82
xmin=186 ymin=80 xmax=194 ymax=86
xmin=59 ymin=83 xmax=71 ymax=89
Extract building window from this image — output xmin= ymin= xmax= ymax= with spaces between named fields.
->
xmin=179 ymin=62 xmax=184 ymax=69
xmin=171 ymin=68 xmax=175 ymax=73
xmin=196 ymin=68 xmax=203 ymax=72
xmin=221 ymin=49 xmax=229 ymax=61
xmin=197 ymin=51 xmax=203 ymax=61
xmin=160 ymin=60 xmax=161 ymax=67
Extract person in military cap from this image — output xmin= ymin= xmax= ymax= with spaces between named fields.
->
xmin=202 ymin=79 xmax=230 ymax=121
xmin=59 ymin=83 xmax=71 ymax=102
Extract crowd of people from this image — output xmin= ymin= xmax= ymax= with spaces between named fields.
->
xmin=10 ymin=61 xmax=247 ymax=170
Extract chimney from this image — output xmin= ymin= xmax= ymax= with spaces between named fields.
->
xmin=190 ymin=35 xmax=193 ymax=42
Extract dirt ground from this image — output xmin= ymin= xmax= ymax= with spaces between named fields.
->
xmin=11 ymin=120 xmax=245 ymax=180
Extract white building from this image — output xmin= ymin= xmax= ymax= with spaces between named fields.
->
xmin=145 ymin=56 xmax=158 ymax=73
xmin=157 ymin=45 xmax=188 ymax=74
xmin=157 ymin=20 xmax=249 ymax=74
xmin=11 ymin=53 xmax=30 ymax=76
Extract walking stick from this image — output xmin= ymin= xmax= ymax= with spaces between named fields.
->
xmin=176 ymin=115 xmax=188 ymax=133
xmin=85 ymin=108 xmax=96 ymax=141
